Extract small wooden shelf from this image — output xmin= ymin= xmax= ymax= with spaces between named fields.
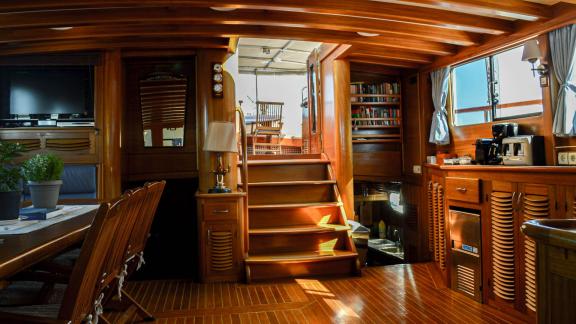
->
xmin=353 ymin=139 xmax=402 ymax=144
xmin=352 ymin=134 xmax=400 ymax=139
xmin=351 ymin=102 xmax=400 ymax=106
xmin=351 ymin=94 xmax=401 ymax=98
xmin=354 ymin=193 xmax=389 ymax=202
xmin=352 ymin=125 xmax=401 ymax=129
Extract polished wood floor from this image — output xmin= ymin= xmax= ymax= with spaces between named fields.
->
xmin=108 ymin=263 xmax=523 ymax=323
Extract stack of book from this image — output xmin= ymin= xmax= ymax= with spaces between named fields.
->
xmin=351 ymin=106 xmax=400 ymax=127
xmin=350 ymin=81 xmax=401 ymax=103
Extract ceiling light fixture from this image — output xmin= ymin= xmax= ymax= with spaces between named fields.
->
xmin=50 ymin=27 xmax=74 ymax=31
xmin=357 ymin=32 xmax=380 ymax=37
xmin=210 ymin=6 xmax=237 ymax=12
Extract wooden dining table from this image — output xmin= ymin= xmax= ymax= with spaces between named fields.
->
xmin=0 ymin=206 xmax=98 ymax=280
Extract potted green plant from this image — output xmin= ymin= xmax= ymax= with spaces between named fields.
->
xmin=22 ymin=153 xmax=64 ymax=209
xmin=0 ymin=141 xmax=23 ymax=223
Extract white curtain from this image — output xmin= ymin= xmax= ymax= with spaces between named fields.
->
xmin=550 ymin=24 xmax=576 ymax=136
xmin=429 ymin=67 xmax=451 ymax=145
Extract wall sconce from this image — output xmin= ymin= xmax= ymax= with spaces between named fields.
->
xmin=212 ymin=63 xmax=224 ymax=98
xmin=522 ymin=39 xmax=549 ymax=87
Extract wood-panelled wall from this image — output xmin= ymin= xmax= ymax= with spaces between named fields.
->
xmin=320 ymin=45 xmax=354 ymax=220
xmin=197 ymin=50 xmax=238 ymax=193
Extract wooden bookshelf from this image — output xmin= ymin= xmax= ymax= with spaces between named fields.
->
xmin=350 ymin=76 xmax=403 ymax=179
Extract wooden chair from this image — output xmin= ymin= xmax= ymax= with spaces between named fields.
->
xmin=251 ymin=101 xmax=284 ymax=155
xmin=107 ymin=181 xmax=165 ymax=321
xmin=0 ymin=196 xmax=128 ymax=323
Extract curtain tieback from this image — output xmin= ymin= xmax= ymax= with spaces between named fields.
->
xmin=560 ymin=81 xmax=576 ymax=92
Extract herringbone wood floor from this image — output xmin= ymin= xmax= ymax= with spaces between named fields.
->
xmin=107 ymin=263 xmax=524 ymax=323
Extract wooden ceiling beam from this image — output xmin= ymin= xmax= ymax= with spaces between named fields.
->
xmin=0 ymin=8 xmax=481 ymax=46
xmin=0 ymin=0 xmax=515 ymax=34
xmin=348 ymin=56 xmax=421 ymax=69
xmin=371 ymin=0 xmax=550 ymax=21
xmin=0 ymin=24 xmax=457 ymax=56
xmin=0 ymin=37 xmax=229 ymax=56
xmin=344 ymin=47 xmax=434 ymax=64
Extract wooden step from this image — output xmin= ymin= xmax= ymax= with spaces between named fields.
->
xmin=249 ymin=224 xmax=350 ymax=235
xmin=242 ymin=159 xmax=330 ymax=183
xmin=249 ymin=202 xmax=341 ymax=209
xmin=245 ymin=250 xmax=359 ymax=282
xmin=246 ymin=180 xmax=336 ymax=187
xmin=249 ymin=204 xmax=343 ymax=229
xmin=249 ymin=230 xmax=349 ymax=255
xmin=248 ymin=183 xmax=336 ymax=205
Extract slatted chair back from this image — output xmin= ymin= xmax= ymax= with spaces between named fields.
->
xmin=254 ymin=101 xmax=284 ymax=133
xmin=58 ymin=196 xmax=128 ymax=323
xmin=126 ymin=181 xmax=166 ymax=261
xmin=99 ymin=186 xmax=148 ymax=290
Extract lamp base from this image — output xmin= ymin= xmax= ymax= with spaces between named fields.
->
xmin=208 ymin=187 xmax=232 ymax=193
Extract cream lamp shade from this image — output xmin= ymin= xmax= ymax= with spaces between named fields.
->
xmin=203 ymin=121 xmax=237 ymax=153
xmin=522 ymin=39 xmax=542 ymax=63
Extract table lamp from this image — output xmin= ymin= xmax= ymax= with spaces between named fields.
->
xmin=203 ymin=121 xmax=237 ymax=193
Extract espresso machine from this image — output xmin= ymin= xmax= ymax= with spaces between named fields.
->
xmin=477 ymin=123 xmax=518 ymax=165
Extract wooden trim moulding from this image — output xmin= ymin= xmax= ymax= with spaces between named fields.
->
xmin=423 ymin=3 xmax=576 ymax=72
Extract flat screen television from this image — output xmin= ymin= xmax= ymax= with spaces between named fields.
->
xmin=2 ymin=66 xmax=94 ymax=118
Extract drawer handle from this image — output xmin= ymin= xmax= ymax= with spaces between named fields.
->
xmin=212 ymin=209 xmax=230 ymax=214
xmin=456 ymin=187 xmax=467 ymax=193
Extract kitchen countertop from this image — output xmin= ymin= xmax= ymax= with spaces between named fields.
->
xmin=425 ymin=163 xmax=576 ymax=173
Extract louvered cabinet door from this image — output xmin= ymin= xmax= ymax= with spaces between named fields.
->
xmin=565 ymin=187 xmax=576 ymax=219
xmin=435 ymin=183 xmax=447 ymax=271
xmin=490 ymin=189 xmax=516 ymax=302
xmin=204 ymin=222 xmax=240 ymax=280
xmin=427 ymin=181 xmax=435 ymax=255
xmin=519 ymin=184 xmax=553 ymax=314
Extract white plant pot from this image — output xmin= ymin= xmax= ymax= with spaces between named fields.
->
xmin=28 ymin=180 xmax=62 ymax=209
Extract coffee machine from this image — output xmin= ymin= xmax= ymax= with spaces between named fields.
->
xmin=486 ymin=123 xmax=518 ymax=165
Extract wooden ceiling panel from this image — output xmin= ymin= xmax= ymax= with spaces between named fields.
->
xmin=0 ymin=0 xmax=569 ymax=71
xmin=0 ymin=7 xmax=481 ymax=46
xmin=371 ymin=0 xmax=551 ymax=20
xmin=0 ymin=0 xmax=514 ymax=34
xmin=0 ymin=24 xmax=457 ymax=56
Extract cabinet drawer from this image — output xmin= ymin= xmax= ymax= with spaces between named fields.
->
xmin=203 ymin=201 xmax=238 ymax=220
xmin=445 ymin=177 xmax=481 ymax=203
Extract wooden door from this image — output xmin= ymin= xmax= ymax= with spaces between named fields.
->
xmin=518 ymin=183 xmax=555 ymax=317
xmin=427 ymin=177 xmax=447 ymax=279
xmin=203 ymin=221 xmax=240 ymax=281
xmin=305 ymin=49 xmax=322 ymax=154
xmin=561 ymin=186 xmax=576 ymax=219
xmin=486 ymin=181 xmax=518 ymax=308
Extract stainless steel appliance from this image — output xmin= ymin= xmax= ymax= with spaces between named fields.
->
xmin=487 ymin=123 xmax=518 ymax=165
xmin=449 ymin=209 xmax=482 ymax=303
xmin=502 ymin=135 xmax=545 ymax=166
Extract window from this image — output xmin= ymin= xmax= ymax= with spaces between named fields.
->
xmin=451 ymin=46 xmax=543 ymax=126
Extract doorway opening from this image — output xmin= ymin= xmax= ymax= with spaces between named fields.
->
xmin=236 ymin=38 xmax=321 ymax=157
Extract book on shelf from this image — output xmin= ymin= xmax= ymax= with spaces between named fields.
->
xmin=351 ymin=106 xmax=400 ymax=127
xmin=350 ymin=81 xmax=400 ymax=103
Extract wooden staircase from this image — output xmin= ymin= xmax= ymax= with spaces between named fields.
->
xmin=241 ymin=157 xmax=360 ymax=282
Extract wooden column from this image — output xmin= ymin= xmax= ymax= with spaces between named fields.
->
xmin=320 ymin=44 xmax=354 ymax=221
xmin=333 ymin=59 xmax=354 ymax=221
xmin=98 ymin=50 xmax=122 ymax=200
xmin=197 ymin=49 xmax=238 ymax=193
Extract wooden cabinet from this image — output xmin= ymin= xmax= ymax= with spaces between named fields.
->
xmin=350 ymin=69 xmax=403 ymax=180
xmin=486 ymin=181 xmax=556 ymax=318
xmin=445 ymin=177 xmax=480 ymax=203
xmin=197 ymin=192 xmax=245 ymax=282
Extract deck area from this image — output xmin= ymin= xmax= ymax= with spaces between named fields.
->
xmin=108 ymin=263 xmax=523 ymax=323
